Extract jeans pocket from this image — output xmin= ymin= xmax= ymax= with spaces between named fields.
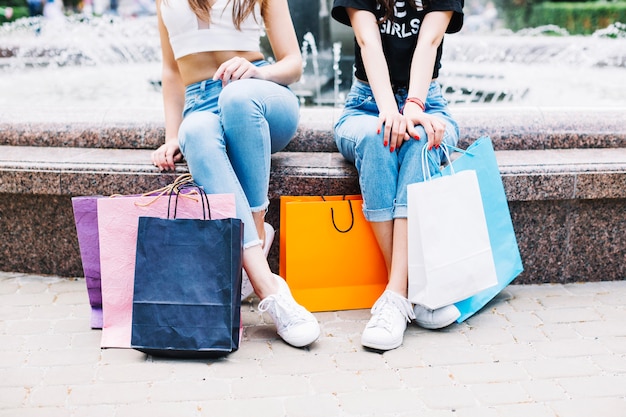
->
xmin=345 ymin=91 xmax=376 ymax=113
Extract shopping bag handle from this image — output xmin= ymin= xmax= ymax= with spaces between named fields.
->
xmin=167 ymin=180 xmax=212 ymax=220
xmin=129 ymin=173 xmax=199 ymax=208
xmin=421 ymin=142 xmax=478 ymax=181
xmin=421 ymin=144 xmax=454 ymax=181
xmin=322 ymin=196 xmax=355 ymax=233
xmin=444 ymin=143 xmax=475 ymax=157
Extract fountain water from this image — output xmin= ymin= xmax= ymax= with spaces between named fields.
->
xmin=0 ymin=14 xmax=161 ymax=109
xmin=0 ymin=14 xmax=160 ymax=69
xmin=332 ymin=41 xmax=343 ymax=105
xmin=0 ymin=14 xmax=625 ymax=108
xmin=290 ymin=31 xmax=345 ymax=106
xmin=439 ymin=24 xmax=626 ymax=106
xmin=296 ymin=32 xmax=323 ymax=104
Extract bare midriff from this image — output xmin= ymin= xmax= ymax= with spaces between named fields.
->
xmin=176 ymin=50 xmax=265 ymax=86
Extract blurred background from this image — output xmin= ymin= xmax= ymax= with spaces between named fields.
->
xmin=0 ymin=0 xmax=625 ymax=108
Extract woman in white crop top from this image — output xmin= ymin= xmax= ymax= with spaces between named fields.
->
xmin=151 ymin=0 xmax=320 ymax=349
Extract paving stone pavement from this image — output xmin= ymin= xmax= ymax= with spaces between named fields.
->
xmin=1 ymin=271 xmax=625 ymax=417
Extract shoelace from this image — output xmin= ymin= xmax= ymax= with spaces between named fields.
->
xmin=369 ymin=301 xmax=396 ymax=331
xmin=258 ymin=293 xmax=308 ymax=330
xmin=370 ymin=292 xmax=416 ymax=330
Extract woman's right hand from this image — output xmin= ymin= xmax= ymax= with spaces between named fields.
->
xmin=151 ymin=140 xmax=182 ymax=172
xmin=377 ymin=110 xmax=409 ymax=153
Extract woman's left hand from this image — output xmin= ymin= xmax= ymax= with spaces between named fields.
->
xmin=213 ymin=57 xmax=264 ymax=86
xmin=404 ymin=107 xmax=447 ymax=150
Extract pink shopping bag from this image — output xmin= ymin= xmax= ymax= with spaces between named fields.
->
xmin=98 ymin=189 xmax=236 ymax=348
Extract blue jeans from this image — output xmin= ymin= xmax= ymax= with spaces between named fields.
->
xmin=333 ymin=80 xmax=460 ymax=221
xmin=178 ymin=62 xmax=299 ymax=248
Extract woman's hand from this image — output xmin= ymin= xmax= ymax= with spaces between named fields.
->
xmin=151 ymin=140 xmax=182 ymax=172
xmin=404 ymin=104 xmax=446 ymax=150
xmin=213 ymin=57 xmax=263 ymax=86
xmin=377 ymin=110 xmax=410 ymax=152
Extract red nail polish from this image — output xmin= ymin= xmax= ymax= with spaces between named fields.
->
xmin=390 ymin=147 xmax=395 ymax=152
xmin=414 ymin=136 xmax=420 ymax=140
xmin=377 ymin=129 xmax=381 ymax=135
xmin=384 ymin=141 xmax=388 ymax=146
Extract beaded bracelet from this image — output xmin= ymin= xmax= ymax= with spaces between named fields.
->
xmin=405 ymin=97 xmax=425 ymax=112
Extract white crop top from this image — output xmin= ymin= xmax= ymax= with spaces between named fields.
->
xmin=161 ymin=0 xmax=263 ymax=59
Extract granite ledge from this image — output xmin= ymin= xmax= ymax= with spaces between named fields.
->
xmin=1 ymin=106 xmax=625 ymax=152
xmin=1 ymin=146 xmax=625 ymax=202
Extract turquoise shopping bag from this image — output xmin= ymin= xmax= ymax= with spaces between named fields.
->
xmin=442 ymin=136 xmax=524 ymax=322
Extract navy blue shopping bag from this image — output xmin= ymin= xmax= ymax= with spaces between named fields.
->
xmin=443 ymin=136 xmax=524 ymax=322
xmin=131 ymin=183 xmax=243 ymax=358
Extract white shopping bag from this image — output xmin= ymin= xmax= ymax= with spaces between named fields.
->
xmin=407 ymin=145 xmax=498 ymax=309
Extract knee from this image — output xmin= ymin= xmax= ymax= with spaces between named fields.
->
xmin=356 ymin=132 xmax=388 ymax=158
xmin=178 ymin=112 xmax=223 ymax=153
xmin=218 ymin=80 xmax=258 ymax=112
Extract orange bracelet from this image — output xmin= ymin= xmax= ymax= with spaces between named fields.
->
xmin=405 ymin=97 xmax=425 ymax=112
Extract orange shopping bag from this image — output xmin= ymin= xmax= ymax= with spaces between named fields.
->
xmin=279 ymin=195 xmax=388 ymax=312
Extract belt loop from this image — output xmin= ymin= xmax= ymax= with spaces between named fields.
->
xmin=200 ymin=80 xmax=207 ymax=91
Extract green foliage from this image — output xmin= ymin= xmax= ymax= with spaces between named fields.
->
xmin=594 ymin=20 xmax=626 ymax=37
xmin=530 ymin=2 xmax=626 ymax=34
xmin=495 ymin=0 xmax=626 ymax=33
xmin=493 ymin=0 xmax=535 ymax=31
xmin=1 ymin=5 xmax=28 ymax=24
xmin=1 ymin=0 xmax=30 ymax=8
xmin=1 ymin=0 xmax=29 ymax=23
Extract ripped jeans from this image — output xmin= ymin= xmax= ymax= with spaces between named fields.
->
xmin=178 ymin=62 xmax=299 ymax=247
xmin=333 ymin=80 xmax=460 ymax=222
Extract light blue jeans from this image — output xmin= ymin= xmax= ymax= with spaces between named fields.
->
xmin=334 ymin=80 xmax=460 ymax=222
xmin=178 ymin=61 xmax=299 ymax=248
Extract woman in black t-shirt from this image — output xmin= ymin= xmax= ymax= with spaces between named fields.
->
xmin=332 ymin=0 xmax=464 ymax=351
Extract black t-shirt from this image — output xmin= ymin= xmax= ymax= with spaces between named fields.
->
xmin=332 ymin=0 xmax=464 ymax=87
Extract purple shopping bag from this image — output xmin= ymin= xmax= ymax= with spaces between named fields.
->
xmin=71 ymin=196 xmax=105 ymax=329
xmin=72 ymin=175 xmax=195 ymax=329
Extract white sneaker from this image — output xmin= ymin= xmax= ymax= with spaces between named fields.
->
xmin=361 ymin=290 xmax=416 ymax=351
xmin=258 ymin=274 xmax=320 ymax=347
xmin=241 ymin=222 xmax=275 ymax=301
xmin=413 ymin=304 xmax=461 ymax=329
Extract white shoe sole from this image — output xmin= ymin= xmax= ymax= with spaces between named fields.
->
xmin=361 ymin=337 xmax=402 ymax=351
xmin=413 ymin=305 xmax=461 ymax=329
